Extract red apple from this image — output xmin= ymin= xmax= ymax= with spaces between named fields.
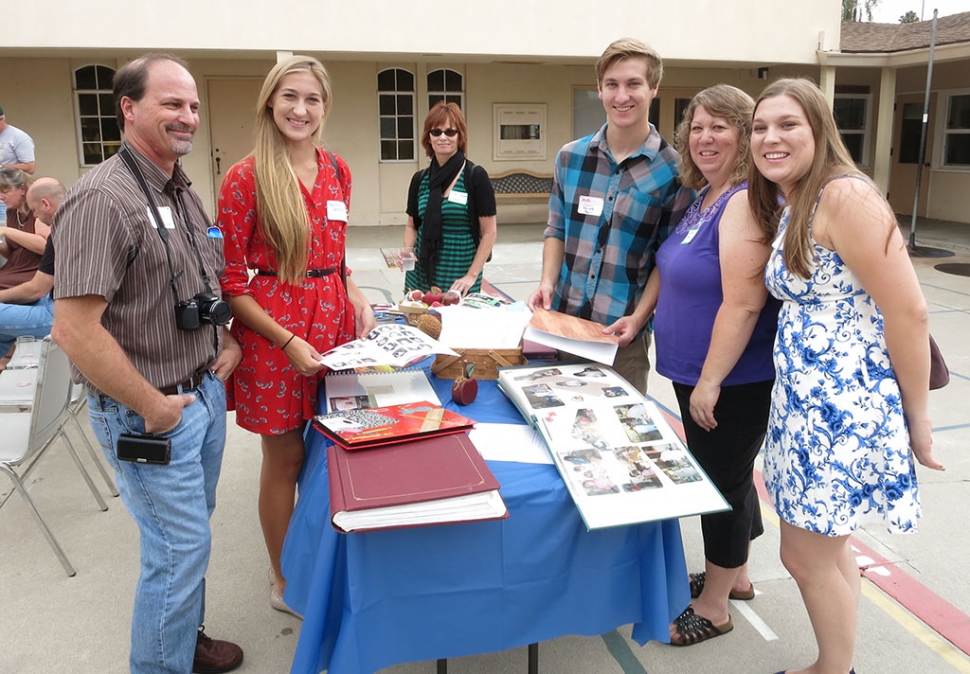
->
xmin=452 ymin=378 xmax=478 ymax=405
xmin=430 ymin=300 xmax=443 ymax=308
xmin=442 ymin=290 xmax=461 ymax=306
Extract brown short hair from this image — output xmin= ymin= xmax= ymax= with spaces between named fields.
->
xmin=113 ymin=53 xmax=190 ymax=131
xmin=420 ymin=102 xmax=468 ymax=158
xmin=675 ymin=84 xmax=755 ymax=190
xmin=595 ymin=38 xmax=663 ymax=89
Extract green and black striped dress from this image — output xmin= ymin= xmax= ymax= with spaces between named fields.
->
xmin=405 ymin=170 xmax=482 ymax=294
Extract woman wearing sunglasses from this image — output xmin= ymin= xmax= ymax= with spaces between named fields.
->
xmin=403 ymin=102 xmax=497 ymax=296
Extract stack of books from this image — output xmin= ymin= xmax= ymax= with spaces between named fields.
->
xmin=314 ymin=388 xmax=507 ymax=533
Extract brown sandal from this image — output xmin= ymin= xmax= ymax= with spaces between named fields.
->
xmin=669 ymin=607 xmax=733 ymax=646
xmin=689 ymin=571 xmax=756 ymax=600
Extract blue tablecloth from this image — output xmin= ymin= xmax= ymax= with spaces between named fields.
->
xmin=282 ymin=372 xmax=689 ymax=674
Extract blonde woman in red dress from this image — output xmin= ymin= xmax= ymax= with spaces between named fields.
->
xmin=218 ymin=56 xmax=375 ymax=617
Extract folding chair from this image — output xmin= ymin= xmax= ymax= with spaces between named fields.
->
xmin=66 ymin=381 xmax=119 ymax=497
xmin=0 ymin=337 xmax=109 ymax=577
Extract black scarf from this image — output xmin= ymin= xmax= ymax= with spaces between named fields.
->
xmin=419 ymin=150 xmax=466 ymax=280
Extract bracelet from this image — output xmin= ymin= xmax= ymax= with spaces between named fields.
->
xmin=281 ymin=334 xmax=296 ymax=351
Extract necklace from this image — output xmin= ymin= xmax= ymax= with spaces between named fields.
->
xmin=675 ymin=185 xmax=736 ymax=235
xmin=15 ymin=210 xmax=26 ymax=229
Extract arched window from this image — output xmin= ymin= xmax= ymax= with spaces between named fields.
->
xmin=377 ymin=68 xmax=415 ymax=161
xmin=74 ymin=65 xmax=122 ymax=166
xmin=427 ymin=68 xmax=464 ymax=111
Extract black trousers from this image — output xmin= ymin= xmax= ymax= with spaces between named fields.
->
xmin=673 ymin=379 xmax=773 ymax=569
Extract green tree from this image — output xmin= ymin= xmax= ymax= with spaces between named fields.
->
xmin=899 ymin=10 xmax=920 ymax=22
xmin=842 ymin=0 xmax=881 ymax=21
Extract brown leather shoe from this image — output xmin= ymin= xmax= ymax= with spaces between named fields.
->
xmin=193 ymin=626 xmax=243 ymax=674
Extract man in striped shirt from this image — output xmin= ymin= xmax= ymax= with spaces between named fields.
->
xmin=52 ymin=54 xmax=244 ymax=674
xmin=528 ymin=38 xmax=693 ymax=395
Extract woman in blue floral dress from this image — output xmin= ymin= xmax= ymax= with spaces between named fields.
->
xmin=749 ymin=79 xmax=944 ymax=674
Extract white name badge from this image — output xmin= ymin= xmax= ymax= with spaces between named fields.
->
xmin=146 ymin=206 xmax=176 ymax=229
xmin=327 ymin=200 xmax=349 ymax=222
xmin=447 ymin=190 xmax=468 ymax=206
xmin=578 ymin=195 xmax=604 ymax=217
xmin=681 ymin=225 xmax=701 ymax=244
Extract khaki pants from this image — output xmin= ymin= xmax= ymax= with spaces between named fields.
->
xmin=611 ymin=331 xmax=652 ymax=396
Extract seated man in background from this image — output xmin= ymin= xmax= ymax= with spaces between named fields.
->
xmin=0 ymin=178 xmax=63 ymax=364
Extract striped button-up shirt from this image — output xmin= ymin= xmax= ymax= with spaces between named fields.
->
xmin=52 ymin=144 xmax=224 ymax=393
xmin=544 ymin=123 xmax=694 ymax=329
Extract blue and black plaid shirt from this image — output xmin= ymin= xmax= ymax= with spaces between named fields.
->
xmin=544 ymin=123 xmax=694 ymax=331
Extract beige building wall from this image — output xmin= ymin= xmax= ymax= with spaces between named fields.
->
xmin=7 ymin=1 xmax=842 ymax=65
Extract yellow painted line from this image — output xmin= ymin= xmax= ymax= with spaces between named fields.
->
xmin=861 ymin=583 xmax=970 ymax=673
xmin=758 ymin=503 xmax=970 ymax=671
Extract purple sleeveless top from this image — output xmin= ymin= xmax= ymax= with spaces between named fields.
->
xmin=654 ymin=182 xmax=779 ymax=386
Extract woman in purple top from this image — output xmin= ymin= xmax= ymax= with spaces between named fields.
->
xmin=654 ymin=85 xmax=780 ymax=646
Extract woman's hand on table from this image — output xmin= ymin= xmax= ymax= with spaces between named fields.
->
xmin=450 ymin=273 xmax=478 ymax=297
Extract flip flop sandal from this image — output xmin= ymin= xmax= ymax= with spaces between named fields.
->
xmin=689 ymin=571 xmax=756 ymax=600
xmin=669 ymin=606 xmax=733 ymax=646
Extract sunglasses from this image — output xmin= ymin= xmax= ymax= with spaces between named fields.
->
xmin=429 ymin=128 xmax=459 ymax=137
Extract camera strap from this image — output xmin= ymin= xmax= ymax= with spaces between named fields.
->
xmin=119 ymin=146 xmax=182 ymax=307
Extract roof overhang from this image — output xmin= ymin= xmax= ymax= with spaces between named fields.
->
xmin=820 ymin=40 xmax=970 ymax=68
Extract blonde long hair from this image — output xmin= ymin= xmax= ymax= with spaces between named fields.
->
xmin=748 ymin=78 xmax=877 ymax=279
xmin=253 ymin=56 xmax=333 ymax=283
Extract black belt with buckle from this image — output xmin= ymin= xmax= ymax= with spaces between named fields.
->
xmin=255 ymin=268 xmax=337 ymax=278
xmin=159 ymin=369 xmax=209 ymax=396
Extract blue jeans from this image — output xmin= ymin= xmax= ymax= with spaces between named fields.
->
xmin=0 ymin=295 xmax=54 ymax=356
xmin=87 ymin=372 xmax=227 ymax=674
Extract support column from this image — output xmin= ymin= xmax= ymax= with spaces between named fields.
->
xmin=819 ymin=65 xmax=837 ymax=107
xmin=873 ymin=67 xmax=897 ymax=195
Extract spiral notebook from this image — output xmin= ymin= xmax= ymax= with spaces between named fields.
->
xmin=324 ymin=369 xmax=441 ymax=413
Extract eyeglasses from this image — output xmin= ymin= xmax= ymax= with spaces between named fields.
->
xmin=429 ymin=128 xmax=459 ymax=137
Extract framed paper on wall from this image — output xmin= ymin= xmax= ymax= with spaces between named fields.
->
xmin=493 ymin=103 xmax=547 ymax=161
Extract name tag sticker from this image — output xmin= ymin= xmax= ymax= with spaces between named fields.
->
xmin=146 ymin=206 xmax=176 ymax=229
xmin=327 ymin=200 xmax=348 ymax=222
xmin=578 ymin=195 xmax=604 ymax=217
xmin=447 ymin=190 xmax=468 ymax=205
xmin=681 ymin=225 xmax=701 ymax=244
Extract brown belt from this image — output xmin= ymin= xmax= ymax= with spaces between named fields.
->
xmin=255 ymin=268 xmax=337 ymax=278
xmin=159 ymin=369 xmax=209 ymax=396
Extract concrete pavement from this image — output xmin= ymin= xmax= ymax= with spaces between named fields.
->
xmin=1 ymin=219 xmax=968 ymax=674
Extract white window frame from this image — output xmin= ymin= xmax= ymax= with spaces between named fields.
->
xmin=377 ymin=68 xmax=416 ymax=163
xmin=833 ymin=93 xmax=872 ymax=169
xmin=933 ymin=88 xmax=970 ymax=172
xmin=72 ymin=64 xmax=122 ymax=167
xmin=427 ymin=68 xmax=464 ymax=112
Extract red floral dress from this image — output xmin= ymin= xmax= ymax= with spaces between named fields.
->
xmin=218 ymin=148 xmax=355 ymax=434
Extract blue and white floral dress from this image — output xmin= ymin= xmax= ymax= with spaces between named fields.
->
xmin=762 ymin=196 xmax=921 ymax=537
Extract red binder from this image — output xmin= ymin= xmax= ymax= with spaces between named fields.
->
xmin=327 ymin=433 xmax=508 ymax=533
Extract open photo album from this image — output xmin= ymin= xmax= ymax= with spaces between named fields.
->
xmin=497 ymin=362 xmax=729 ymax=529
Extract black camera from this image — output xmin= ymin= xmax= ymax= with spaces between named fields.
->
xmin=175 ymin=292 xmax=232 ymax=331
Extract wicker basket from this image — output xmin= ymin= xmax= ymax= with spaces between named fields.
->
xmin=432 ymin=347 xmax=526 ymax=380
